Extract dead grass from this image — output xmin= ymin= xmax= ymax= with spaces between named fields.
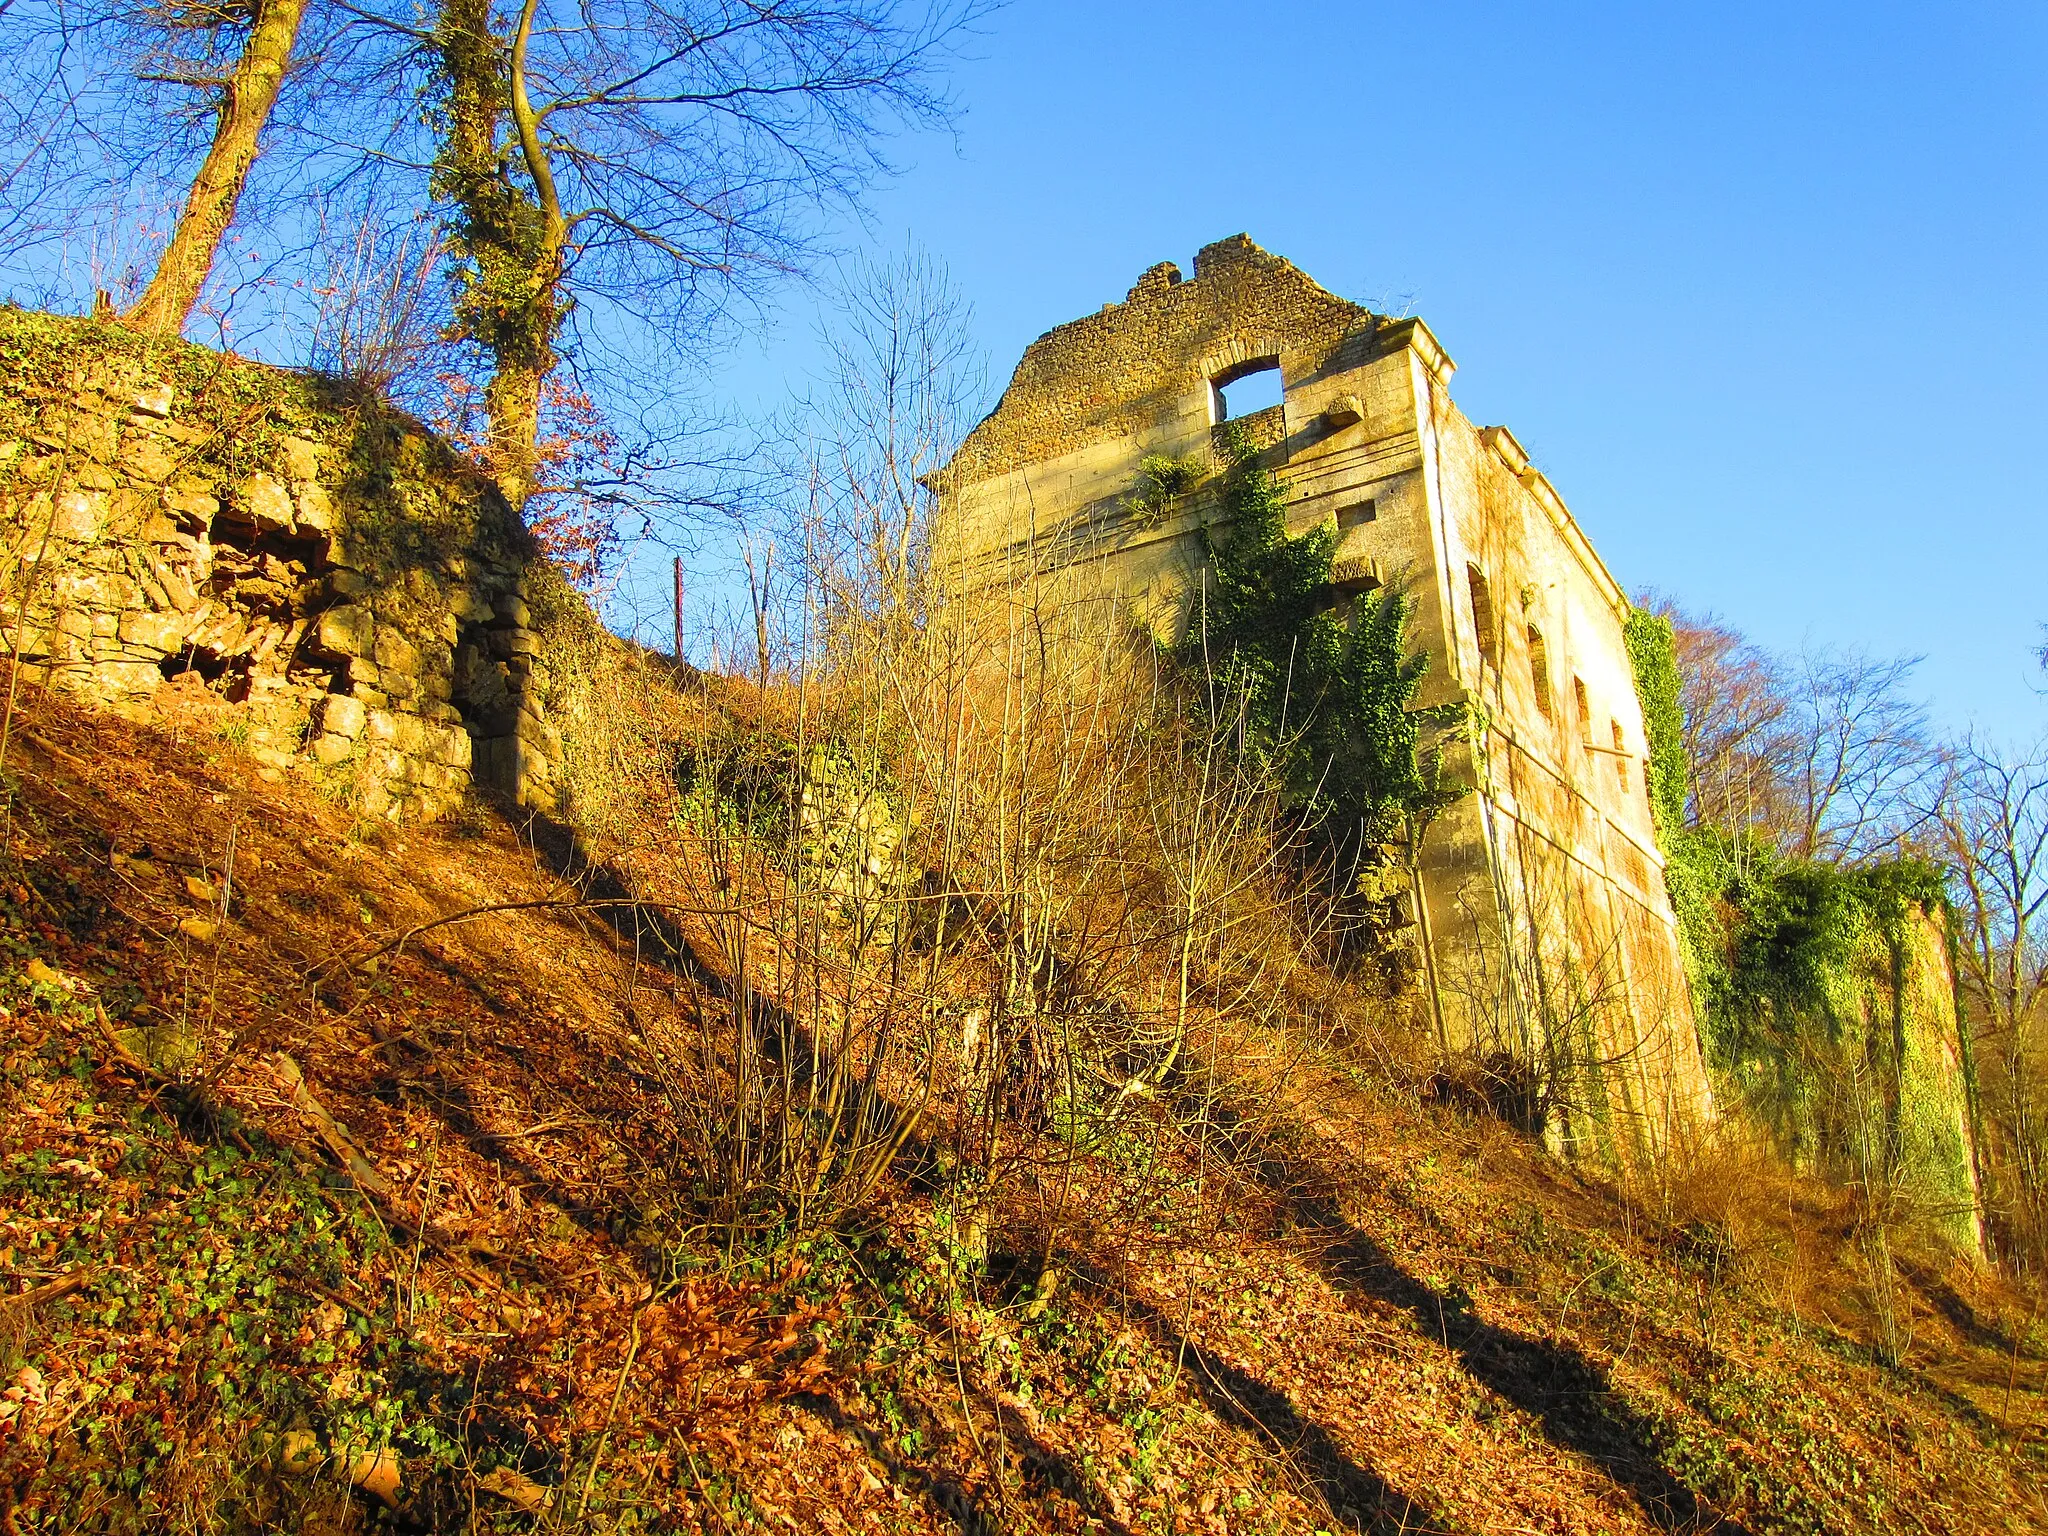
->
xmin=0 ymin=666 xmax=2041 ymax=1534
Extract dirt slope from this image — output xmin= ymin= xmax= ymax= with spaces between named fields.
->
xmin=0 ymin=674 xmax=2043 ymax=1534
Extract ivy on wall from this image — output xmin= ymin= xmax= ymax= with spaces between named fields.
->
xmin=1174 ymin=422 xmax=1463 ymax=863
xmin=1624 ymin=610 xmax=1979 ymax=1245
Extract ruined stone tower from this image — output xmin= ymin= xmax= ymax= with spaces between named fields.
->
xmin=936 ymin=235 xmax=1715 ymax=1149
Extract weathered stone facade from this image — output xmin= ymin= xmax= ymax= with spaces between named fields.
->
xmin=0 ymin=312 xmax=564 ymax=820
xmin=936 ymin=236 xmax=1716 ymax=1147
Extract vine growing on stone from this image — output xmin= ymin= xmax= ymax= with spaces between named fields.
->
xmin=1176 ymin=422 xmax=1463 ymax=874
xmin=1625 ymin=608 xmax=1979 ymax=1250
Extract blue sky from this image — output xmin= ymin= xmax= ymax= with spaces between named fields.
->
xmin=705 ymin=0 xmax=2047 ymax=730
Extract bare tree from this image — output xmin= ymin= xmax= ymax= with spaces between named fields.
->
xmin=1927 ymin=733 xmax=2048 ymax=1265
xmin=1787 ymin=646 xmax=1942 ymax=863
xmin=0 ymin=0 xmax=341 ymax=324
xmin=783 ymin=246 xmax=984 ymax=619
xmin=1649 ymin=598 xmax=1799 ymax=838
xmin=414 ymin=0 xmax=981 ymax=511
xmin=123 ymin=0 xmax=315 ymax=334
xmin=1646 ymin=596 xmax=1941 ymax=863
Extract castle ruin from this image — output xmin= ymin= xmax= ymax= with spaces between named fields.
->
xmin=936 ymin=235 xmax=1716 ymax=1149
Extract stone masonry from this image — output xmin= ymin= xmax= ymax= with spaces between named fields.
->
xmin=935 ymin=236 xmax=1717 ymax=1149
xmin=0 ymin=313 xmax=564 ymax=821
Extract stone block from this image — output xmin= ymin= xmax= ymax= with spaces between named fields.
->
xmin=329 ymin=568 xmax=371 ymax=599
xmin=1323 ymin=393 xmax=1364 ymax=428
xmin=310 ymin=733 xmax=355 ymax=767
xmin=93 ymin=660 xmax=162 ymax=697
xmin=159 ymin=565 xmax=198 ymax=613
xmin=503 ymin=628 xmax=540 ymax=659
xmin=237 ymin=473 xmax=296 ymax=534
xmin=496 ymin=594 xmax=532 ymax=628
xmin=454 ymin=590 xmax=496 ymax=624
xmin=133 ymin=381 xmax=174 ymax=419
xmin=314 ymin=605 xmax=375 ymax=658
xmin=51 ymin=490 xmax=104 ymax=542
xmin=380 ymin=669 xmax=418 ymax=701
xmin=118 ymin=610 xmax=191 ymax=656
xmin=281 ymin=435 xmax=322 ymax=483
xmin=428 ymin=724 xmax=473 ymax=769
xmin=414 ymin=761 xmax=463 ymax=792
xmin=312 ymin=693 xmax=366 ymax=740
xmin=163 ymin=486 xmax=219 ymax=528
xmin=365 ymin=710 xmax=426 ymax=754
xmin=372 ymin=628 xmax=419 ymax=675
xmin=122 ymin=435 xmax=176 ymax=483
xmin=295 ymin=483 xmax=334 ymax=534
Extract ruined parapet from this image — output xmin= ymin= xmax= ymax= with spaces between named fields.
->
xmin=936 ymin=236 xmax=1719 ymax=1150
xmin=0 ymin=310 xmax=566 ymax=819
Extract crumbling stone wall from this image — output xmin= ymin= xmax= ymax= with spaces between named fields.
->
xmin=0 ymin=310 xmax=564 ymax=820
xmin=936 ymin=236 xmax=1720 ymax=1148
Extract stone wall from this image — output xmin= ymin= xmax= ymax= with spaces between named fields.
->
xmin=935 ymin=236 xmax=1720 ymax=1149
xmin=0 ymin=309 xmax=565 ymax=820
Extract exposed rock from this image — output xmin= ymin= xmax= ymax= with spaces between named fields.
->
xmin=280 ymin=435 xmax=322 ymax=482
xmin=294 ymin=482 xmax=333 ymax=533
xmin=117 ymin=610 xmax=189 ymax=655
xmin=50 ymin=490 xmax=102 ymax=541
xmin=313 ymin=693 xmax=367 ymax=740
xmin=371 ymin=628 xmax=419 ymax=675
xmin=315 ymin=605 xmax=375 ymax=659
xmin=235 ymin=473 xmax=296 ymax=535
xmin=348 ymin=1448 xmax=402 ymax=1506
xmin=310 ymin=733 xmax=354 ymax=767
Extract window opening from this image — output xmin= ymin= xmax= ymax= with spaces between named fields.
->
xmin=1337 ymin=499 xmax=1377 ymax=533
xmin=1527 ymin=624 xmax=1554 ymax=722
xmin=1572 ymin=676 xmax=1592 ymax=744
xmin=1211 ymin=359 xmax=1283 ymax=422
xmin=1611 ymin=720 xmax=1630 ymax=791
xmin=1467 ymin=565 xmax=1497 ymax=671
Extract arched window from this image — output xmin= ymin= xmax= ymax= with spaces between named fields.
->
xmin=1526 ymin=624 xmax=1554 ymax=722
xmin=1211 ymin=358 xmax=1282 ymax=422
xmin=1572 ymin=676 xmax=1592 ymax=744
xmin=1611 ymin=720 xmax=1630 ymax=791
xmin=1467 ymin=565 xmax=1497 ymax=671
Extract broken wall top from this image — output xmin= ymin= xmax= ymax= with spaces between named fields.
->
xmin=944 ymin=236 xmax=1425 ymax=487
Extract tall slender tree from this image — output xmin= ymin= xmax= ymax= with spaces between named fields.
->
xmin=420 ymin=0 xmax=978 ymax=511
xmin=124 ymin=0 xmax=314 ymax=334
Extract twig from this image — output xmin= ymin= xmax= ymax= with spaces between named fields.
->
xmin=2 ymin=1268 xmax=90 ymax=1308
xmin=579 ymin=1302 xmax=648 ymax=1518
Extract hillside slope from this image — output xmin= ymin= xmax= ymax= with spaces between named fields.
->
xmin=1 ymin=672 xmax=2043 ymax=1534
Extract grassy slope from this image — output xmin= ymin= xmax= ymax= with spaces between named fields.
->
xmin=0 ymin=673 xmax=2043 ymax=1535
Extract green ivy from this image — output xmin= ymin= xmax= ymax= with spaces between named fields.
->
xmin=1175 ymin=422 xmax=1463 ymax=861
xmin=1622 ymin=607 xmax=1688 ymax=840
xmin=1623 ymin=614 xmax=1977 ymax=1243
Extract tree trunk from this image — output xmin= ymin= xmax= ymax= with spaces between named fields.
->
xmin=433 ymin=0 xmax=565 ymax=512
xmin=124 ymin=0 xmax=310 ymax=337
